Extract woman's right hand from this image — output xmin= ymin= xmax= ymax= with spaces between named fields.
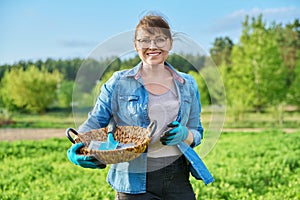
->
xmin=67 ymin=143 xmax=106 ymax=169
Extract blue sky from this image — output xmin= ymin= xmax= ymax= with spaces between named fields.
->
xmin=0 ymin=0 xmax=299 ymax=65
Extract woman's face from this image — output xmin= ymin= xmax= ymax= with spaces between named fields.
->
xmin=134 ymin=29 xmax=172 ymax=66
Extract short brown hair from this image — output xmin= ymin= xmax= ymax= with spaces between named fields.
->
xmin=135 ymin=15 xmax=172 ymax=39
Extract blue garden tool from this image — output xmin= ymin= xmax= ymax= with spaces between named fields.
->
xmin=98 ymin=118 xmax=118 ymax=151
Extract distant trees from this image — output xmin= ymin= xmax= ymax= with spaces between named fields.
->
xmin=0 ymin=66 xmax=62 ymax=113
xmin=210 ymin=36 xmax=233 ymax=66
xmin=221 ymin=15 xmax=299 ymax=122
xmin=0 ymin=14 xmax=299 ymax=119
xmin=228 ymin=15 xmax=285 ymax=117
xmin=57 ymin=80 xmax=74 ymax=108
xmin=277 ymin=19 xmax=300 ymax=106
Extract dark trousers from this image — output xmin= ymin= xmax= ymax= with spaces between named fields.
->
xmin=115 ymin=156 xmax=196 ymax=200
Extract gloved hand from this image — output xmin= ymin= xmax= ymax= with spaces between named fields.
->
xmin=160 ymin=121 xmax=189 ymax=146
xmin=67 ymin=142 xmax=106 ymax=169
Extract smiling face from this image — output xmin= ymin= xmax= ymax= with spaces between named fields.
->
xmin=135 ymin=28 xmax=172 ymax=66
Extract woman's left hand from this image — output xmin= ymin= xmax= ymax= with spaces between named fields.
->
xmin=160 ymin=121 xmax=188 ymax=146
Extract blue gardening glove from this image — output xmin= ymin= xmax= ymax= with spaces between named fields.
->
xmin=160 ymin=121 xmax=189 ymax=146
xmin=67 ymin=143 xmax=106 ymax=169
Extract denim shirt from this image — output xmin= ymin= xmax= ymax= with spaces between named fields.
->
xmin=78 ymin=62 xmax=214 ymax=194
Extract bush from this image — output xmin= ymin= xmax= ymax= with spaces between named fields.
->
xmin=0 ymin=65 xmax=62 ymax=113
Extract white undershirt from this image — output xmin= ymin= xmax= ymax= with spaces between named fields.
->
xmin=147 ymin=83 xmax=182 ymax=158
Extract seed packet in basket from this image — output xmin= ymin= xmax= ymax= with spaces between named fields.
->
xmin=66 ymin=120 xmax=157 ymax=164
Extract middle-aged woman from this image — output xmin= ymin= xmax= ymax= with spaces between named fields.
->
xmin=67 ymin=14 xmax=214 ymax=200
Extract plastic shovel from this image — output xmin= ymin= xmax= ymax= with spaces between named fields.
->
xmin=98 ymin=118 xmax=118 ymax=151
xmin=98 ymin=132 xmax=119 ymax=150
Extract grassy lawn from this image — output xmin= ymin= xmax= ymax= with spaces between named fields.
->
xmin=0 ymin=111 xmax=81 ymax=128
xmin=222 ymin=111 xmax=300 ymax=128
xmin=201 ymin=109 xmax=300 ymax=130
xmin=1 ymin=109 xmax=299 ymax=129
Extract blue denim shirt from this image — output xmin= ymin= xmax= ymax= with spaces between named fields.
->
xmin=78 ymin=62 xmax=214 ymax=194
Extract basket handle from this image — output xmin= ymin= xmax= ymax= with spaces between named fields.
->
xmin=66 ymin=127 xmax=79 ymax=144
xmin=147 ymin=120 xmax=157 ymax=137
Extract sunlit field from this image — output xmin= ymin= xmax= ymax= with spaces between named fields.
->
xmin=1 ymin=130 xmax=299 ymax=200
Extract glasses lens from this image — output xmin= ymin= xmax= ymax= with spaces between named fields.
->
xmin=155 ymin=37 xmax=167 ymax=48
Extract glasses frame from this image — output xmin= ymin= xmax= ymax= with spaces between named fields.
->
xmin=135 ymin=36 xmax=169 ymax=49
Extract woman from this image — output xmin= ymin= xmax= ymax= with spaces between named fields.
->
xmin=67 ymin=14 xmax=213 ymax=200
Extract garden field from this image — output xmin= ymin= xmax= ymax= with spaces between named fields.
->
xmin=0 ymin=130 xmax=299 ymax=200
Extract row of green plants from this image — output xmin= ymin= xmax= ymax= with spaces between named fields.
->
xmin=0 ymin=130 xmax=299 ymax=199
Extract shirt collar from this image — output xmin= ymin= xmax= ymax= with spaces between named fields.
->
xmin=126 ymin=61 xmax=185 ymax=84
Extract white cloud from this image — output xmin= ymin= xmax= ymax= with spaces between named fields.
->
xmin=211 ymin=6 xmax=300 ymax=33
xmin=207 ymin=6 xmax=300 ymax=45
xmin=228 ymin=6 xmax=299 ymax=21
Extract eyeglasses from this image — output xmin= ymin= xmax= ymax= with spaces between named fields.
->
xmin=136 ymin=36 xmax=168 ymax=48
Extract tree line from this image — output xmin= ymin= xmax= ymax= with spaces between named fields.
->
xmin=218 ymin=15 xmax=300 ymax=123
xmin=0 ymin=15 xmax=299 ymax=121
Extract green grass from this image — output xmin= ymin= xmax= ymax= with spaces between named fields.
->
xmin=201 ymin=110 xmax=300 ymax=129
xmin=194 ymin=130 xmax=300 ymax=199
xmin=1 ymin=111 xmax=79 ymax=128
xmin=1 ymin=110 xmax=300 ymax=129
xmin=0 ymin=131 xmax=299 ymax=199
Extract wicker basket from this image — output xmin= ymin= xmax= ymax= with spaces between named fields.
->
xmin=66 ymin=121 xmax=157 ymax=164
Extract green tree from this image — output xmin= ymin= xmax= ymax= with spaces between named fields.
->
xmin=189 ymin=71 xmax=210 ymax=106
xmin=189 ymin=66 xmax=226 ymax=107
xmin=210 ymin=36 xmax=234 ymax=66
xmin=0 ymin=65 xmax=61 ymax=113
xmin=57 ymin=81 xmax=74 ymax=108
xmin=287 ymin=51 xmax=300 ymax=107
xmin=229 ymin=15 xmax=287 ymax=119
xmin=277 ymin=19 xmax=300 ymax=107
